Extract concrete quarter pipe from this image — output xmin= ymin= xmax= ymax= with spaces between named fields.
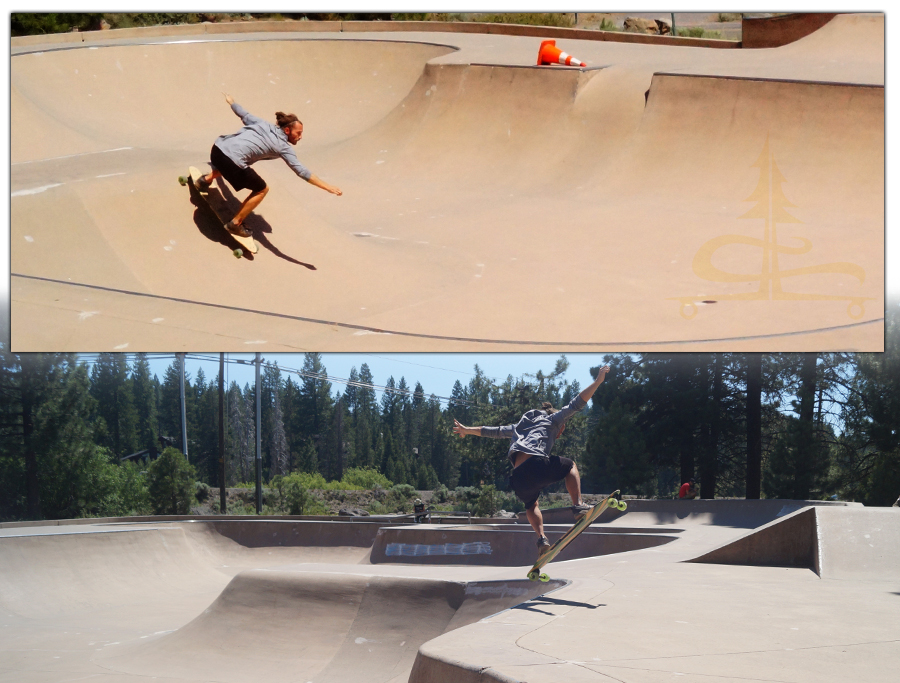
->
xmin=1 ymin=500 xmax=898 ymax=683
xmin=10 ymin=15 xmax=884 ymax=350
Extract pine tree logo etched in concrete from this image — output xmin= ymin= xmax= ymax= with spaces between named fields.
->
xmin=671 ymin=137 xmax=872 ymax=320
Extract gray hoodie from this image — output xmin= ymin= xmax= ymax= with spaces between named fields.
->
xmin=214 ymin=102 xmax=312 ymax=181
xmin=479 ymin=394 xmax=587 ymax=466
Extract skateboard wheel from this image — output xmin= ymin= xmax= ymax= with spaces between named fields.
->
xmin=618 ymin=501 xmax=627 ymax=511
xmin=233 ymin=248 xmax=243 ymax=259
xmin=178 ymin=176 xmax=187 ymax=186
xmin=539 ymin=573 xmax=550 ymax=583
xmin=527 ymin=570 xmax=539 ymax=582
xmin=608 ymin=498 xmax=618 ymax=509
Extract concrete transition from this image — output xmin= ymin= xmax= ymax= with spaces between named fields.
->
xmin=1 ymin=498 xmax=898 ymax=683
xmin=10 ymin=14 xmax=884 ymax=351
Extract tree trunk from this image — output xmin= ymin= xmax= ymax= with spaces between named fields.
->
xmin=746 ymin=354 xmax=762 ymax=499
xmin=795 ymin=352 xmax=818 ymax=499
xmin=702 ymin=353 xmax=722 ymax=499
xmin=22 ymin=361 xmax=41 ymax=519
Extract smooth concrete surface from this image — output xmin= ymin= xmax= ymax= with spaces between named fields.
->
xmin=10 ymin=14 xmax=884 ymax=351
xmin=1 ymin=500 xmax=898 ymax=683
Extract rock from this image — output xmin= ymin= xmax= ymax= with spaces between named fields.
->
xmin=494 ymin=509 xmax=517 ymax=519
xmin=623 ymin=17 xmax=660 ymax=34
xmin=339 ymin=507 xmax=370 ymax=517
xmin=99 ymin=19 xmax=111 ymax=30
xmin=655 ymin=18 xmax=672 ymax=35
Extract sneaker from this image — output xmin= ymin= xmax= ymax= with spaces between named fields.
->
xmin=536 ymin=535 xmax=551 ymax=556
xmin=225 ymin=220 xmax=252 ymax=239
xmin=192 ymin=174 xmax=211 ymax=193
xmin=572 ymin=502 xmax=592 ymax=521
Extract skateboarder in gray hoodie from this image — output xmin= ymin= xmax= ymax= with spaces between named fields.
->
xmin=453 ymin=365 xmax=610 ymax=555
xmin=194 ymin=93 xmax=342 ymax=238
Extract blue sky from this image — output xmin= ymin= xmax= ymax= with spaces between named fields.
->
xmin=143 ymin=352 xmax=610 ymax=402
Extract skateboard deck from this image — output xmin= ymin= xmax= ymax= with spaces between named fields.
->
xmin=178 ymin=166 xmax=259 ymax=255
xmin=527 ymin=489 xmax=626 ymax=582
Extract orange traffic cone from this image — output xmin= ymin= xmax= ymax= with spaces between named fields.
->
xmin=537 ymin=40 xmax=586 ymax=67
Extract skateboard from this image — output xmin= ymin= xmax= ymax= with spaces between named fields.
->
xmin=178 ymin=166 xmax=259 ymax=255
xmin=526 ymin=489 xmax=627 ymax=582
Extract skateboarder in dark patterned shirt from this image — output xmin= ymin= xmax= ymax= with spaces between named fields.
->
xmin=194 ymin=93 xmax=342 ymax=238
xmin=453 ymin=365 xmax=610 ymax=556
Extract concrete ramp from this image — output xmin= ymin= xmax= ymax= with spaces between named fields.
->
xmin=689 ymin=505 xmax=900 ymax=580
xmin=10 ymin=20 xmax=884 ymax=351
xmin=97 ymin=570 xmax=563 ymax=683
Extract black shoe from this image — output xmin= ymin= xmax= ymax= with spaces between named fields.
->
xmin=192 ymin=174 xmax=211 ymax=193
xmin=536 ymin=535 xmax=551 ymax=555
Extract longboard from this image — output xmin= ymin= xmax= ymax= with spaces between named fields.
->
xmin=178 ymin=166 xmax=259 ymax=255
xmin=527 ymin=489 xmax=626 ymax=582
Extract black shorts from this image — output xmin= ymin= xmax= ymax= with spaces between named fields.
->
xmin=510 ymin=455 xmax=574 ymax=508
xmin=210 ymin=144 xmax=266 ymax=193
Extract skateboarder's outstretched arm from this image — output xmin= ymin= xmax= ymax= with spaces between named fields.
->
xmin=307 ymin=174 xmax=343 ymax=196
xmin=452 ymin=420 xmax=513 ymax=439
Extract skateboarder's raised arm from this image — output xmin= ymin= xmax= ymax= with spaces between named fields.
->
xmin=544 ymin=366 xmax=611 ymax=428
xmin=577 ymin=365 xmax=610 ymax=405
xmin=227 ymin=99 xmax=266 ymax=127
xmin=452 ymin=420 xmax=513 ymax=439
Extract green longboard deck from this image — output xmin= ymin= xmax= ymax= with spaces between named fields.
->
xmin=527 ymin=489 xmax=622 ymax=580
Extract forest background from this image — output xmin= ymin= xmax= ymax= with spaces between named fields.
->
xmin=2 ymin=307 xmax=898 ymax=522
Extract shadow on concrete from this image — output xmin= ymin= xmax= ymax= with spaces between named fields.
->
xmin=217 ymin=182 xmax=317 ymax=270
xmin=512 ymin=595 xmax=603 ymax=615
xmin=187 ymin=183 xmax=255 ymax=261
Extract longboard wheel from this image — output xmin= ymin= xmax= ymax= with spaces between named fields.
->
xmin=178 ymin=176 xmax=188 ymax=186
xmin=539 ymin=573 xmax=550 ymax=583
xmin=607 ymin=497 xmax=618 ymax=509
xmin=618 ymin=501 xmax=627 ymax=511
xmin=527 ymin=570 xmax=540 ymax=582
xmin=233 ymin=248 xmax=243 ymax=259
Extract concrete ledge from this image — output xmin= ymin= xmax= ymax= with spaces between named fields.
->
xmin=371 ymin=525 xmax=676 ymax=566
xmin=517 ymin=498 xmax=860 ymax=527
xmin=11 ymin=19 xmax=740 ymax=50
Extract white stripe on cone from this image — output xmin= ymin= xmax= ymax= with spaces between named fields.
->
xmin=558 ymin=52 xmax=585 ymax=67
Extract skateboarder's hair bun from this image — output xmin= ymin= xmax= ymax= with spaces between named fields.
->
xmin=275 ymin=112 xmax=302 ymax=128
xmin=541 ymin=401 xmax=558 ymax=414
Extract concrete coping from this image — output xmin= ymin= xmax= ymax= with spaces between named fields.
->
xmin=10 ymin=19 xmax=740 ymax=51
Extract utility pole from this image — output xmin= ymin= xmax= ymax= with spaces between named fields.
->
xmin=255 ymin=352 xmax=262 ymax=514
xmin=179 ymin=352 xmax=188 ymax=461
xmin=219 ymin=353 xmax=226 ymax=515
xmin=336 ymin=397 xmax=343 ymax=481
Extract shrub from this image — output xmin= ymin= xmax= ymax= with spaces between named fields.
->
xmin=473 ymin=485 xmax=499 ymax=517
xmin=116 ymin=461 xmax=151 ymax=515
xmin=341 ymin=467 xmax=393 ymax=490
xmin=195 ymin=481 xmax=211 ymax=503
xmin=147 ymin=448 xmax=197 ymax=515
xmin=432 ymin=483 xmax=450 ymax=503
xmin=270 ymin=473 xmax=329 ymax=515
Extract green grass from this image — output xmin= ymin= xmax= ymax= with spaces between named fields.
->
xmin=676 ymin=26 xmax=723 ymax=39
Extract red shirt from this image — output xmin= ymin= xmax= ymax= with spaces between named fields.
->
xmin=678 ymin=482 xmax=691 ymax=498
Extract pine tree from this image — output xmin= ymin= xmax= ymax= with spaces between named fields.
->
xmin=130 ymin=353 xmax=158 ymax=453
xmin=89 ymin=353 xmax=137 ymax=459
